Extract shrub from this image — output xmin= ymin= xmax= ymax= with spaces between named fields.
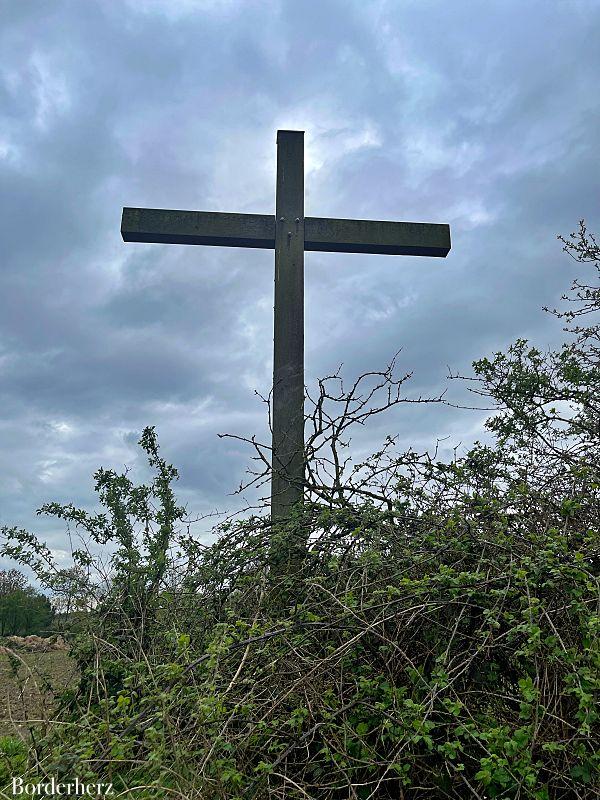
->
xmin=1 ymin=224 xmax=598 ymax=798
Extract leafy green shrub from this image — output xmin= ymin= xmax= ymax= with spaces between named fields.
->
xmin=0 ymin=736 xmax=27 ymax=785
xmin=1 ymin=224 xmax=598 ymax=798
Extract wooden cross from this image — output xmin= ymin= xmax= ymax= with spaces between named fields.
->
xmin=121 ymin=130 xmax=450 ymax=522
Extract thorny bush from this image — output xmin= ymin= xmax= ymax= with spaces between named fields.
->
xmin=1 ymin=223 xmax=599 ymax=798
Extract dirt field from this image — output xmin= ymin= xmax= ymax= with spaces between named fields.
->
xmin=0 ymin=649 xmax=77 ymax=737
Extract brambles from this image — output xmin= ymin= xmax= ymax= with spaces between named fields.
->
xmin=1 ymin=224 xmax=598 ymax=798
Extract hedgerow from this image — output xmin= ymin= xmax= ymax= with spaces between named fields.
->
xmin=1 ymin=223 xmax=598 ymax=798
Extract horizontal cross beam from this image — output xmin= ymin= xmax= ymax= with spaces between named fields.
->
xmin=121 ymin=207 xmax=451 ymax=257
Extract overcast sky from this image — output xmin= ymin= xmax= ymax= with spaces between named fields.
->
xmin=1 ymin=0 xmax=599 ymax=563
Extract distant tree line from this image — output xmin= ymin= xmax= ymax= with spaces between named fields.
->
xmin=0 ymin=568 xmax=53 ymax=636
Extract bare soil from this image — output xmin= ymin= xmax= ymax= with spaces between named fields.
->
xmin=0 ymin=649 xmax=77 ymax=737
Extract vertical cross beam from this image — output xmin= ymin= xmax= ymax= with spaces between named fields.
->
xmin=271 ymin=131 xmax=305 ymax=522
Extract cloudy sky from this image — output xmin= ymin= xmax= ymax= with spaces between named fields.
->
xmin=1 ymin=0 xmax=599 ymax=561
